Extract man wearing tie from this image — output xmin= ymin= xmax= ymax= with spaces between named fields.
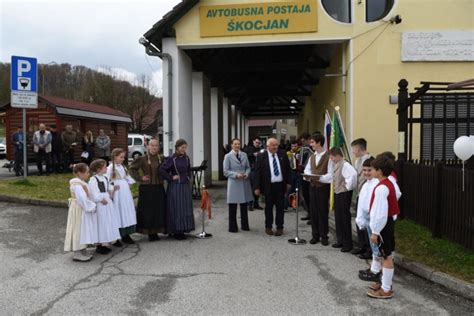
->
xmin=254 ymin=137 xmax=291 ymax=236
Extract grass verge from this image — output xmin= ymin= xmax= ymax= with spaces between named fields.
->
xmin=0 ymin=173 xmax=138 ymax=202
xmin=395 ymin=219 xmax=474 ymax=283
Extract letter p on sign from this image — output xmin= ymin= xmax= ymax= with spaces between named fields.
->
xmin=11 ymin=56 xmax=37 ymax=92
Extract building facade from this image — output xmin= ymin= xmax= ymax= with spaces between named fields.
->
xmin=141 ymin=0 xmax=473 ymax=184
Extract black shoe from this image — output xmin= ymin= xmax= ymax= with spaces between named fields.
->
xmin=228 ymin=228 xmax=238 ymax=233
xmin=249 ymin=205 xmax=254 ymax=212
xmin=122 ymin=235 xmax=135 ymax=244
xmin=174 ymin=233 xmax=187 ymax=240
xmin=95 ymin=245 xmax=112 ymax=254
xmin=112 ymin=240 xmax=122 ymax=247
xmin=332 ymin=243 xmax=343 ymax=248
xmin=351 ymin=247 xmax=364 ymax=255
xmin=148 ymin=234 xmax=160 ymax=242
xmin=301 ymin=216 xmax=310 ymax=221
xmin=307 ymin=220 xmax=312 ymax=225
xmin=241 ymin=227 xmax=250 ymax=231
xmin=359 ymin=269 xmax=382 ymax=282
xmin=310 ymin=238 xmax=320 ymax=245
xmin=341 ymin=247 xmax=353 ymax=253
xmin=254 ymin=205 xmax=263 ymax=210
xmin=358 ymin=252 xmax=372 ymax=260
xmin=322 ymin=239 xmax=329 ymax=246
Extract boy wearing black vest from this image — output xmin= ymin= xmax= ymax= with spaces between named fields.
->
xmin=303 ymin=135 xmax=333 ymax=246
xmin=366 ymin=155 xmax=400 ymax=299
xmin=329 ymin=147 xmax=357 ymax=252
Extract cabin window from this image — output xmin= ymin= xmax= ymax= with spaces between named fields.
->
xmin=321 ymin=0 xmax=351 ymax=23
xmin=28 ymin=116 xmax=39 ymax=133
xmin=366 ymin=0 xmax=394 ymax=22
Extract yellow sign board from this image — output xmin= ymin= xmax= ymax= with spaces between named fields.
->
xmin=199 ymin=1 xmax=318 ymax=38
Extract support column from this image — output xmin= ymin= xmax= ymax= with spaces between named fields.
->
xmin=230 ymin=105 xmax=236 ymax=139
xmin=237 ymin=111 xmax=241 ymax=140
xmin=162 ymin=38 xmax=193 ymax=157
xmin=192 ymin=72 xmax=212 ymax=186
xmin=210 ymin=87 xmax=223 ymax=181
xmin=222 ymin=97 xmax=229 ymax=146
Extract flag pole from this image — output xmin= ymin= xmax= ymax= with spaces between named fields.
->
xmin=335 ymin=106 xmax=352 ymax=164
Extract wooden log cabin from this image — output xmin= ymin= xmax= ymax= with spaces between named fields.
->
xmin=1 ymin=95 xmax=131 ymax=162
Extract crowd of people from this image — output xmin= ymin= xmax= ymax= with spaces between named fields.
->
xmin=60 ymin=126 xmax=400 ymax=299
xmin=11 ymin=124 xmax=112 ymax=176
xmin=224 ymin=133 xmax=401 ymax=299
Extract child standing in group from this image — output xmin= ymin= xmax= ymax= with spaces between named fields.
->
xmin=107 ymin=148 xmax=137 ymax=245
xmin=366 ymin=155 xmax=400 ymax=299
xmin=328 ymin=147 xmax=358 ymax=252
xmin=355 ymin=157 xmax=384 ymax=282
xmin=89 ymin=159 xmax=121 ymax=254
xmin=64 ymin=163 xmax=97 ymax=262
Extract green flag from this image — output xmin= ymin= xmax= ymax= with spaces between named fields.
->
xmin=330 ymin=111 xmax=344 ymax=149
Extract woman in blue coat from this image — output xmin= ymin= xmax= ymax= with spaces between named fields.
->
xmin=223 ymin=138 xmax=253 ymax=232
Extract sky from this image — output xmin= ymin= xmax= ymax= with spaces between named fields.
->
xmin=0 ymin=0 xmax=182 ymax=96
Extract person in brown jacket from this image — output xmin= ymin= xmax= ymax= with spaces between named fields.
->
xmin=129 ymin=139 xmax=166 ymax=241
xmin=303 ymin=134 xmax=333 ymax=246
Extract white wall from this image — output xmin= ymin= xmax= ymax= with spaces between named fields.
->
xmin=162 ymin=37 xmax=193 ymax=157
xmin=210 ymin=87 xmax=223 ymax=181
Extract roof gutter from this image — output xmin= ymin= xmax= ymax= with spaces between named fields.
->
xmin=139 ymin=36 xmax=173 ymax=155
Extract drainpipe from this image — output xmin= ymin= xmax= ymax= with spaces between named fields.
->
xmin=139 ymin=37 xmax=173 ymax=156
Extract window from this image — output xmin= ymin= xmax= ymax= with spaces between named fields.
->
xmin=322 ymin=0 xmax=351 ymax=23
xmin=134 ymin=138 xmax=143 ymax=146
xmin=366 ymin=0 xmax=394 ymax=22
xmin=128 ymin=137 xmax=133 ymax=146
xmin=28 ymin=116 xmax=39 ymax=133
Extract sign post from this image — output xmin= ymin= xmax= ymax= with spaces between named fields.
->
xmin=11 ymin=55 xmax=38 ymax=179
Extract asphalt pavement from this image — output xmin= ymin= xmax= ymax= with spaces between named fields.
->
xmin=0 ymin=182 xmax=472 ymax=315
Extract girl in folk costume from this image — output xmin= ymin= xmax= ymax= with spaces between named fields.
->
xmin=159 ymin=139 xmax=195 ymax=240
xmin=64 ymin=163 xmax=97 ymax=262
xmin=89 ymin=159 xmax=121 ymax=254
xmin=129 ymin=139 xmax=167 ymax=242
xmin=107 ymin=148 xmax=137 ymax=245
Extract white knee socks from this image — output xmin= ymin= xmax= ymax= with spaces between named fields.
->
xmin=370 ymin=255 xmax=382 ymax=274
xmin=381 ymin=268 xmax=394 ymax=292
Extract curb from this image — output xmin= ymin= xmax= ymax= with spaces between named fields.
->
xmin=328 ymin=215 xmax=474 ymax=301
xmin=0 ymin=194 xmax=67 ymax=208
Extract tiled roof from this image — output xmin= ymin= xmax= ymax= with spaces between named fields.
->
xmin=40 ymin=95 xmax=130 ymax=118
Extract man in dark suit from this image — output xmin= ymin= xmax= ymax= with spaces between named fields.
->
xmin=254 ymin=137 xmax=291 ymax=236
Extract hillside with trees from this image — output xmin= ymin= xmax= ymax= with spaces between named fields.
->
xmin=0 ymin=62 xmax=160 ymax=133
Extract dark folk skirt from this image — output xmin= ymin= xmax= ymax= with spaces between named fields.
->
xmin=136 ymin=184 xmax=167 ymax=234
xmin=167 ymin=182 xmax=195 ymax=234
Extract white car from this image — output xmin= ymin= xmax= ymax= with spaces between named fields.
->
xmin=0 ymin=137 xmax=6 ymax=159
xmin=128 ymin=133 xmax=153 ymax=160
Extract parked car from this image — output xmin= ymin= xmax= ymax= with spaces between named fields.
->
xmin=0 ymin=137 xmax=6 ymax=159
xmin=127 ymin=133 xmax=152 ymax=160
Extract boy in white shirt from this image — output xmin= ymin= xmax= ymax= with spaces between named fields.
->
xmin=329 ymin=147 xmax=357 ymax=252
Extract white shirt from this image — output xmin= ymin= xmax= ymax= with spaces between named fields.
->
xmin=369 ymin=185 xmax=390 ymax=235
xmin=303 ymin=150 xmax=333 ymax=184
xmin=340 ymin=161 xmax=358 ymax=191
xmin=388 ymin=175 xmax=402 ymax=200
xmin=267 ymin=151 xmax=283 ymax=183
xmin=356 ymin=178 xmax=379 ymax=229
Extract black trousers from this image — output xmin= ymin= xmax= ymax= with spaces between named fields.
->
xmin=228 ymin=203 xmax=249 ymax=231
xmin=36 ymin=149 xmax=51 ymax=174
xmin=14 ymin=150 xmax=23 ymax=174
xmin=301 ymin=180 xmax=311 ymax=215
xmin=63 ymin=148 xmax=75 ymax=170
xmin=264 ymin=182 xmax=285 ymax=229
xmin=50 ymin=151 xmax=62 ymax=173
xmin=309 ymin=184 xmax=330 ymax=240
xmin=334 ymin=191 xmax=354 ymax=249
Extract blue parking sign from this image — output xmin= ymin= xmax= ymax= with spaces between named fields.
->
xmin=11 ymin=56 xmax=38 ymax=92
